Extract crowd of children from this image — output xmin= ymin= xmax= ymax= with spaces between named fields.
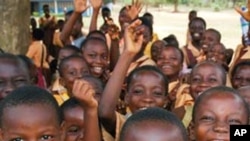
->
xmin=1 ymin=0 xmax=250 ymax=141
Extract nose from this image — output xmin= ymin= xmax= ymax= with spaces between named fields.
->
xmin=213 ymin=121 xmax=229 ymax=134
xmin=141 ymin=92 xmax=154 ymax=107
xmin=3 ymin=81 xmax=15 ymax=97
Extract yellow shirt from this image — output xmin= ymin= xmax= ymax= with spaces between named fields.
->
xmin=50 ymin=78 xmax=69 ymax=105
xmin=143 ymin=33 xmax=159 ymax=58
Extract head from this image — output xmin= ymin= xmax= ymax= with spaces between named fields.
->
xmin=61 ymin=98 xmax=84 ymax=141
xmin=190 ymin=61 xmax=226 ymax=100
xmin=157 ymin=45 xmax=184 ymax=82
xmin=225 ymin=48 xmax=234 ymax=65
xmin=102 ymin=7 xmax=111 ymax=20
xmin=139 ymin=17 xmax=153 ymax=49
xmin=32 ymin=28 xmax=44 ymax=41
xmin=150 ymin=40 xmax=165 ymax=62
xmin=65 ymin=10 xmax=83 ymax=38
xmin=238 ymin=86 xmax=250 ymax=115
xmin=162 ymin=34 xmax=179 ymax=48
xmin=0 ymin=86 xmax=63 ymax=141
xmin=57 ymin=19 xmax=65 ymax=31
xmin=231 ymin=59 xmax=250 ymax=89
xmin=125 ymin=66 xmax=168 ymax=113
xmin=58 ymin=55 xmax=90 ymax=94
xmin=206 ymin=43 xmax=227 ymax=66
xmin=82 ymin=75 xmax=104 ymax=103
xmin=43 ymin=4 xmax=50 ymax=16
xmin=81 ymin=37 xmax=109 ymax=78
xmin=0 ymin=54 xmax=31 ymax=101
xmin=17 ymin=55 xmax=38 ymax=84
xmin=192 ymin=86 xmax=249 ymax=141
xmin=120 ymin=107 xmax=188 ymax=141
xmin=30 ymin=18 xmax=37 ymax=30
xmin=189 ymin=17 xmax=206 ymax=43
xmin=188 ymin=10 xmax=197 ymax=22
xmin=143 ymin=12 xmax=154 ymax=25
xmin=58 ymin=45 xmax=81 ymax=66
xmin=201 ymin=28 xmax=221 ymax=52
xmin=86 ymin=30 xmax=107 ymax=42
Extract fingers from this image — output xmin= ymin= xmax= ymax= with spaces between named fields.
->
xmin=73 ymin=79 xmax=94 ymax=98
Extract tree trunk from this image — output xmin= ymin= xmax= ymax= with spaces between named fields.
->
xmin=0 ymin=0 xmax=30 ymax=54
xmin=174 ymin=0 xmax=179 ymax=12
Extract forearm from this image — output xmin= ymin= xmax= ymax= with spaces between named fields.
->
xmin=109 ymin=39 xmax=120 ymax=71
xmin=89 ymin=8 xmax=100 ymax=32
xmin=83 ymin=107 xmax=101 ymax=141
xmin=60 ymin=12 xmax=81 ymax=44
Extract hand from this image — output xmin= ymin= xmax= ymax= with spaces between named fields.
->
xmin=124 ymin=19 xmax=144 ymax=54
xmin=126 ymin=0 xmax=143 ymax=21
xmin=74 ymin=0 xmax=88 ymax=13
xmin=106 ymin=18 xmax=120 ymax=40
xmin=234 ymin=0 xmax=250 ymax=21
xmin=72 ymin=79 xmax=98 ymax=109
xmin=90 ymin=0 xmax=102 ymax=10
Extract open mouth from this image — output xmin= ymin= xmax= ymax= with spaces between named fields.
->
xmin=92 ymin=67 xmax=103 ymax=74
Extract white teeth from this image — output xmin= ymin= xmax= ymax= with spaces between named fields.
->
xmin=162 ymin=65 xmax=171 ymax=69
xmin=198 ymin=92 xmax=202 ymax=96
xmin=202 ymin=44 xmax=208 ymax=48
xmin=93 ymin=67 xmax=103 ymax=73
xmin=139 ymin=107 xmax=147 ymax=111
xmin=194 ymin=33 xmax=200 ymax=37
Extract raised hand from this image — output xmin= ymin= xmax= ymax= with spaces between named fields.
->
xmin=235 ymin=0 xmax=250 ymax=21
xmin=126 ymin=0 xmax=143 ymax=21
xmin=124 ymin=19 xmax=144 ymax=54
xmin=74 ymin=0 xmax=88 ymax=13
xmin=72 ymin=79 xmax=98 ymax=109
xmin=90 ymin=0 xmax=102 ymax=10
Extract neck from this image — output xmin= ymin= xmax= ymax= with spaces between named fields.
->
xmin=168 ymin=75 xmax=179 ymax=83
xmin=191 ymin=40 xmax=201 ymax=50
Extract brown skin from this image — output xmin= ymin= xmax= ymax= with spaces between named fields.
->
xmin=231 ymin=65 xmax=250 ymax=89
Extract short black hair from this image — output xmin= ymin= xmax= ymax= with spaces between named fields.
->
xmin=83 ymin=75 xmax=105 ymax=90
xmin=126 ymin=65 xmax=168 ymax=95
xmin=86 ymin=30 xmax=107 ymax=41
xmin=58 ymin=55 xmax=89 ymax=77
xmin=192 ymin=86 xmax=249 ymax=123
xmin=80 ymin=37 xmax=108 ymax=52
xmin=0 ymin=85 xmax=62 ymax=127
xmin=191 ymin=61 xmax=227 ymax=85
xmin=32 ymin=28 xmax=44 ymax=40
xmin=231 ymin=59 xmax=250 ymax=79
xmin=139 ymin=16 xmax=153 ymax=36
xmin=189 ymin=17 xmax=206 ymax=29
xmin=163 ymin=34 xmax=179 ymax=48
xmin=143 ymin=12 xmax=153 ymax=25
xmin=206 ymin=28 xmax=221 ymax=43
xmin=119 ymin=107 xmax=188 ymax=141
xmin=102 ymin=7 xmax=111 ymax=18
xmin=60 ymin=98 xmax=81 ymax=120
xmin=61 ymin=45 xmax=81 ymax=54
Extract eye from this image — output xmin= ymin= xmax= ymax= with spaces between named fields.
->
xmin=67 ymin=126 xmax=80 ymax=134
xmin=69 ymin=71 xmax=77 ymax=76
xmin=131 ymin=88 xmax=143 ymax=95
xmin=192 ymin=77 xmax=201 ymax=83
xmin=11 ymin=138 xmax=24 ymax=141
xmin=233 ymin=76 xmax=241 ymax=81
xmin=153 ymin=89 xmax=164 ymax=97
xmin=208 ymin=77 xmax=218 ymax=83
xmin=200 ymin=115 xmax=214 ymax=122
xmin=41 ymin=135 xmax=54 ymax=140
xmin=228 ymin=119 xmax=242 ymax=125
xmin=88 ymin=54 xmax=96 ymax=58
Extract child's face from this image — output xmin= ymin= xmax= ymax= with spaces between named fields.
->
xmin=207 ymin=44 xmax=226 ymax=64
xmin=61 ymin=58 xmax=89 ymax=93
xmin=238 ymin=88 xmax=250 ymax=112
xmin=82 ymin=41 xmax=108 ymax=78
xmin=0 ymin=104 xmax=62 ymax=141
xmin=201 ymin=31 xmax=218 ymax=52
xmin=157 ymin=47 xmax=182 ymax=78
xmin=189 ymin=20 xmax=205 ymax=42
xmin=122 ymin=121 xmax=184 ymax=141
xmin=151 ymin=40 xmax=165 ymax=62
xmin=58 ymin=50 xmax=77 ymax=63
xmin=63 ymin=106 xmax=84 ymax=141
xmin=85 ymin=79 xmax=103 ymax=104
xmin=126 ymin=71 xmax=167 ymax=113
xmin=194 ymin=92 xmax=248 ymax=141
xmin=232 ymin=66 xmax=250 ymax=89
xmin=0 ymin=61 xmax=30 ymax=100
xmin=190 ymin=63 xmax=224 ymax=100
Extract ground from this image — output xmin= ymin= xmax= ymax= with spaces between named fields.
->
xmin=82 ymin=4 xmax=242 ymax=50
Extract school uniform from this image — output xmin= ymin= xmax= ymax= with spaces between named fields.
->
xmin=50 ymin=78 xmax=69 ymax=106
xmin=143 ymin=33 xmax=159 ymax=58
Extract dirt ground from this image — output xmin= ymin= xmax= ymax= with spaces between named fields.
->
xmin=83 ymin=4 xmax=242 ymax=50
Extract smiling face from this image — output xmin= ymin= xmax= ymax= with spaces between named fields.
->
xmin=201 ymin=30 xmax=220 ymax=52
xmin=0 ymin=104 xmax=62 ymax=141
xmin=232 ymin=65 xmax=250 ymax=89
xmin=63 ymin=106 xmax=84 ymax=141
xmin=207 ymin=43 xmax=226 ymax=64
xmin=194 ymin=92 xmax=248 ymax=141
xmin=122 ymin=120 xmax=184 ymax=141
xmin=157 ymin=47 xmax=183 ymax=81
xmin=189 ymin=19 xmax=206 ymax=43
xmin=190 ymin=63 xmax=225 ymax=100
xmin=125 ymin=71 xmax=167 ymax=113
xmin=0 ymin=60 xmax=31 ymax=101
xmin=151 ymin=40 xmax=165 ymax=62
xmin=82 ymin=40 xmax=108 ymax=78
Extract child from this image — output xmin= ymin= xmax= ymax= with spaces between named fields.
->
xmin=150 ymin=40 xmax=165 ymax=62
xmin=61 ymin=98 xmax=84 ymax=141
xmin=80 ymin=37 xmax=109 ymax=82
xmin=192 ymin=86 xmax=249 ymax=141
xmin=0 ymin=54 xmax=32 ymax=101
xmin=54 ymin=55 xmax=90 ymax=105
xmin=119 ymin=107 xmax=188 ymax=141
xmin=231 ymin=59 xmax=250 ymax=89
xmin=157 ymin=45 xmax=193 ymax=111
xmin=238 ymin=86 xmax=250 ymax=122
xmin=99 ymin=19 xmax=168 ymax=141
xmin=0 ymin=86 xmax=63 ymax=141
xmin=163 ymin=34 xmax=179 ymax=48
xmin=186 ymin=10 xmax=197 ymax=45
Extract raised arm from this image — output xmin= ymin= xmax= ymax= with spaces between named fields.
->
xmin=72 ymin=79 xmax=100 ymax=141
xmin=234 ymin=0 xmax=250 ymax=21
xmin=99 ymin=19 xmax=144 ymax=135
xmin=89 ymin=0 xmax=102 ymax=32
xmin=60 ymin=0 xmax=88 ymax=44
